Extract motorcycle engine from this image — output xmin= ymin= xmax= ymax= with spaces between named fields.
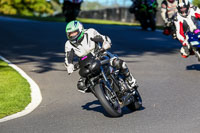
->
xmin=118 ymin=78 xmax=129 ymax=93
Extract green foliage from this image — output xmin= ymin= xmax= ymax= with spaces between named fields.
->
xmin=193 ymin=0 xmax=200 ymax=8
xmin=0 ymin=0 xmax=54 ymax=16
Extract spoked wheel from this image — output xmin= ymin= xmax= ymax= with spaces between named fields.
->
xmin=94 ymin=83 xmax=122 ymax=117
xmin=127 ymin=89 xmax=142 ymax=111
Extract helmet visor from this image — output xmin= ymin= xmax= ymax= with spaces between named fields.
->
xmin=67 ymin=30 xmax=80 ymax=40
xmin=180 ymin=7 xmax=187 ymax=13
xmin=179 ymin=6 xmax=188 ymax=17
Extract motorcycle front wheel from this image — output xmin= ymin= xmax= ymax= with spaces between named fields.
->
xmin=193 ymin=49 xmax=200 ymax=61
xmin=148 ymin=13 xmax=156 ymax=31
xmin=94 ymin=83 xmax=122 ymax=117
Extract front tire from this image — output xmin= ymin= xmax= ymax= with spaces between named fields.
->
xmin=149 ymin=13 xmax=156 ymax=31
xmin=194 ymin=49 xmax=200 ymax=62
xmin=94 ymin=83 xmax=122 ymax=117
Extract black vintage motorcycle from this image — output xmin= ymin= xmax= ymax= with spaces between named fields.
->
xmin=74 ymin=49 xmax=142 ymax=117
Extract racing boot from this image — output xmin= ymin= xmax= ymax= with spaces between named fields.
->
xmin=125 ymin=73 xmax=138 ymax=91
xmin=180 ymin=45 xmax=190 ymax=58
xmin=121 ymin=68 xmax=138 ymax=91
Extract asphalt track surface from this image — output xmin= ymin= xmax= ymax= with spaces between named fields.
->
xmin=1 ymin=17 xmax=200 ymax=133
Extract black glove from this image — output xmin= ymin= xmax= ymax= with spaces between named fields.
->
xmin=90 ymin=35 xmax=104 ymax=43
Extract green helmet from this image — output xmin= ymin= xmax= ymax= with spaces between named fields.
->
xmin=66 ymin=20 xmax=84 ymax=45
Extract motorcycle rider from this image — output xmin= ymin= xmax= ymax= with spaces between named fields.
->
xmin=131 ymin=0 xmax=158 ymax=12
xmin=65 ymin=20 xmax=138 ymax=93
xmin=130 ymin=0 xmax=158 ymax=30
xmin=62 ymin=0 xmax=83 ymax=22
xmin=129 ymin=0 xmax=142 ymax=21
xmin=173 ymin=0 xmax=200 ymax=58
xmin=161 ymin=0 xmax=177 ymax=37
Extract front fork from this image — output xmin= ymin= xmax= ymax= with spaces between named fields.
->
xmin=192 ymin=47 xmax=200 ymax=61
xmin=100 ymin=66 xmax=119 ymax=102
xmin=100 ymin=66 xmax=135 ymax=107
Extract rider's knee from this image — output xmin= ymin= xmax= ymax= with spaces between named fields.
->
xmin=112 ymin=58 xmax=124 ymax=69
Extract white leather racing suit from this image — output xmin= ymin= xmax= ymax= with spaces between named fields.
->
xmin=161 ymin=0 xmax=177 ymax=24
xmin=65 ymin=28 xmax=112 ymax=65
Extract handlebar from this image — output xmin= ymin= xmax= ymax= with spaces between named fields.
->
xmin=73 ymin=49 xmax=109 ymax=71
xmin=100 ymin=57 xmax=110 ymax=65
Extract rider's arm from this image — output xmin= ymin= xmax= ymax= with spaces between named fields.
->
xmin=65 ymin=41 xmax=75 ymax=66
xmin=89 ymin=28 xmax=112 ymax=50
xmin=174 ymin=19 xmax=187 ymax=45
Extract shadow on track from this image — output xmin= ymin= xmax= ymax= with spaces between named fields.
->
xmin=186 ymin=64 xmax=200 ymax=71
xmin=81 ymin=100 xmax=145 ymax=117
xmin=0 ymin=19 xmax=180 ymax=73
xmin=0 ymin=65 xmax=10 ymax=71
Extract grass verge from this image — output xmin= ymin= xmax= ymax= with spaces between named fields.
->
xmin=77 ymin=18 xmax=140 ymax=26
xmin=0 ymin=59 xmax=31 ymax=119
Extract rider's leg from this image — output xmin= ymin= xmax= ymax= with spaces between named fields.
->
xmin=111 ymin=58 xmax=138 ymax=90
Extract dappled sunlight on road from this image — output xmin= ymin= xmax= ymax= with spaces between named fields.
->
xmin=0 ymin=18 xmax=180 ymax=73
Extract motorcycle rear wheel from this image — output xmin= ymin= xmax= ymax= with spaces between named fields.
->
xmin=94 ymin=83 xmax=122 ymax=117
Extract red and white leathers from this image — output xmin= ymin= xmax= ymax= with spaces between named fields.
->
xmin=174 ymin=6 xmax=200 ymax=44
xmin=64 ymin=0 xmax=83 ymax=4
xmin=161 ymin=0 xmax=177 ymax=24
xmin=174 ymin=6 xmax=200 ymax=57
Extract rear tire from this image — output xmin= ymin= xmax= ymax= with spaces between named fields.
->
xmin=94 ymin=83 xmax=122 ymax=117
xmin=127 ymin=89 xmax=142 ymax=111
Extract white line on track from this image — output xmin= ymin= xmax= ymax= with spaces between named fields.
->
xmin=0 ymin=56 xmax=42 ymax=123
